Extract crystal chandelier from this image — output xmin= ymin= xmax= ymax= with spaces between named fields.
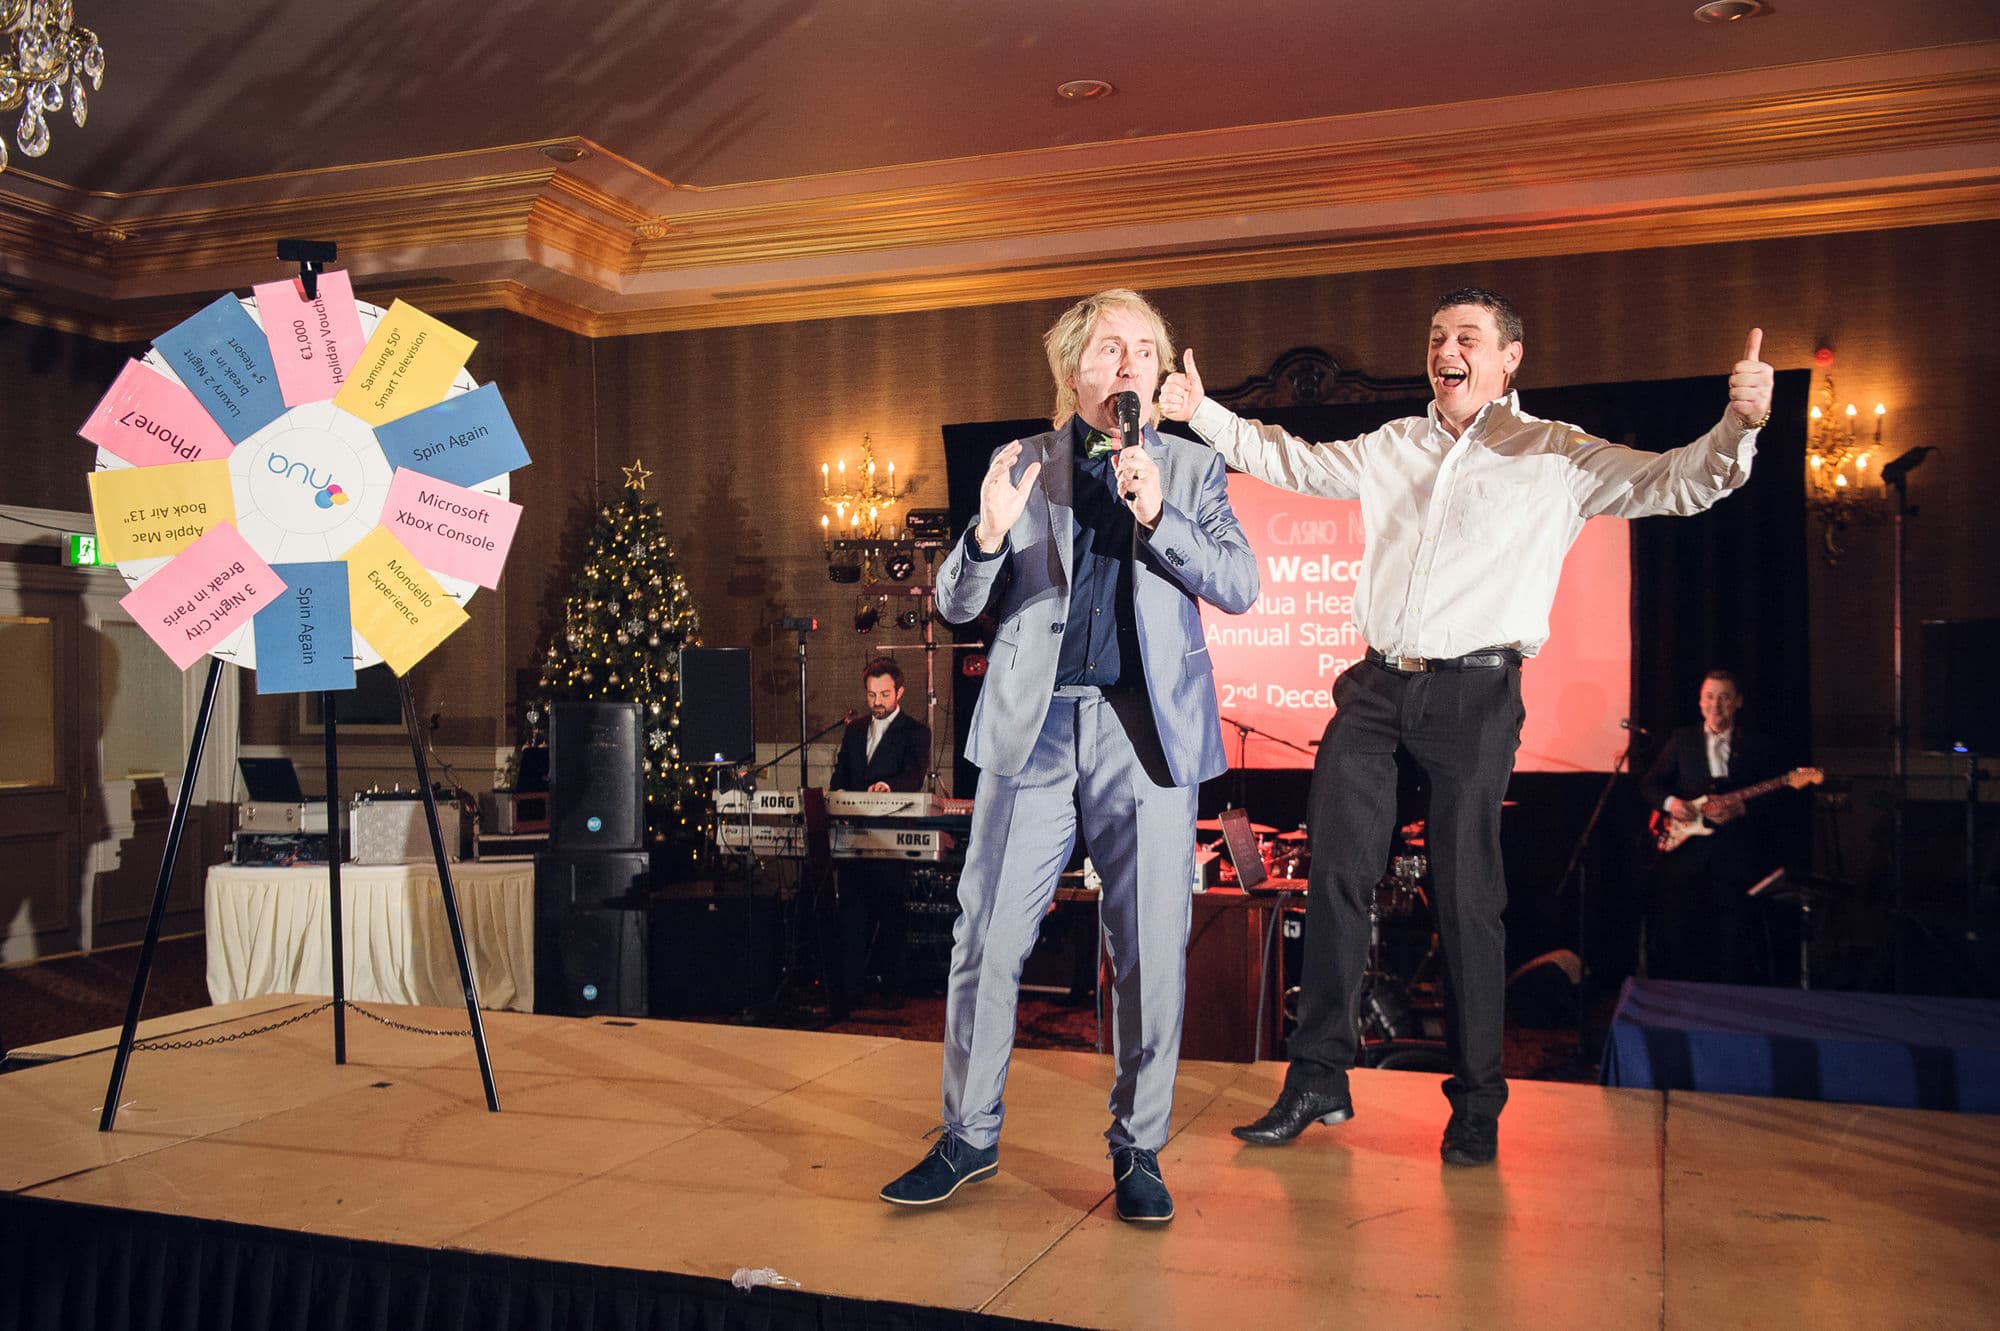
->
xmin=0 ymin=1 xmax=105 ymax=174
xmin=1804 ymin=372 xmax=1887 ymax=562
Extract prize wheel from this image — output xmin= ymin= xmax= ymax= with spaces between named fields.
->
xmin=90 ymin=296 xmax=507 ymax=673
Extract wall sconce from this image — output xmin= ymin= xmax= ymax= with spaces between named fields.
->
xmin=821 ymin=433 xmax=918 ymax=584
xmin=1804 ymin=358 xmax=1887 ymax=563
xmin=820 ymin=434 xmax=900 ymax=541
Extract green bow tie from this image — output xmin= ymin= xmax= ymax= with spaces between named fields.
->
xmin=1085 ymin=430 xmax=1119 ymax=459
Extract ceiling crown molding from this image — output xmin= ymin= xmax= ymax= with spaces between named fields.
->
xmin=1 ymin=51 xmax=1996 ymax=341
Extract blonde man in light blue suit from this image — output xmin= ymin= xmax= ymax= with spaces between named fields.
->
xmin=880 ymin=289 xmax=1258 ymax=1224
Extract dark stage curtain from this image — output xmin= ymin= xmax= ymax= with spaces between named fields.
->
xmin=0 ymin=1195 xmax=1065 ymax=1331
xmin=939 ymin=368 xmax=1812 ymax=983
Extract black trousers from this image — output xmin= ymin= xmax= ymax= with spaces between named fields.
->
xmin=1286 ymin=658 xmax=1524 ymax=1120
xmin=831 ymin=860 xmax=909 ymax=1007
xmin=1648 ymin=831 xmax=1765 ymax=985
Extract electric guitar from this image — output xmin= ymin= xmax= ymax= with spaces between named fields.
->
xmin=1651 ymin=767 xmax=1823 ymax=854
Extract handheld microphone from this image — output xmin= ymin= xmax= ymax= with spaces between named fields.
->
xmin=1114 ymin=391 xmax=1142 ymax=450
xmin=1620 ymin=718 xmax=1649 ymax=736
xmin=1114 ymin=391 xmax=1143 ymax=501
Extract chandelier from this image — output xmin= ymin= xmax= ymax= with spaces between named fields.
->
xmin=819 ymin=433 xmax=922 ymax=586
xmin=1804 ymin=372 xmax=1886 ymax=562
xmin=819 ymin=433 xmax=900 ymax=542
xmin=0 ymin=1 xmax=105 ymax=174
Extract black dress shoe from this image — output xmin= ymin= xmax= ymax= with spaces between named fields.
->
xmin=1231 ymin=1086 xmax=1355 ymax=1145
xmin=1440 ymin=1111 xmax=1498 ymax=1166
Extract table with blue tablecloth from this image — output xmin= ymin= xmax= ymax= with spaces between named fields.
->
xmin=1601 ymin=978 xmax=2000 ymax=1112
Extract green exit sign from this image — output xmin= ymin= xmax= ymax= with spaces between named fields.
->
xmin=63 ymin=533 xmax=109 ymax=567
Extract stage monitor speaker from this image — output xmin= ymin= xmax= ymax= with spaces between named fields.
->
xmin=550 ymin=701 xmax=644 ymax=850
xmin=534 ymin=852 xmax=649 ymax=1017
xmin=1920 ymin=619 xmax=2000 ymax=756
xmin=679 ymin=647 xmax=753 ymax=765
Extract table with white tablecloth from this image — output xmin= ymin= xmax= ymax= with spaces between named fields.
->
xmin=205 ymin=860 xmax=535 ymax=1012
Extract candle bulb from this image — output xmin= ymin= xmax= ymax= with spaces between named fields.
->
xmin=1874 ymin=403 xmax=1885 ymax=444
xmin=821 ymin=462 xmax=829 ymax=494
xmin=821 ymin=514 xmax=830 ymax=545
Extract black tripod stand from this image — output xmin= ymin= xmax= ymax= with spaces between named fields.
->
xmin=99 ymin=662 xmax=498 ymax=1131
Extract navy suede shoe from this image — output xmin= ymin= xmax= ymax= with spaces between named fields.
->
xmin=1111 ymin=1147 xmax=1174 ymax=1224
xmin=880 ymin=1132 xmax=998 ymax=1206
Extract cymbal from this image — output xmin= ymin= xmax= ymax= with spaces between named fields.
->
xmin=1276 ymin=829 xmax=1309 ymax=842
xmin=1195 ymin=818 xmax=1276 ymax=834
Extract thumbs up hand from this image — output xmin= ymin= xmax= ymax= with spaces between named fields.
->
xmin=1158 ymin=348 xmax=1205 ymax=422
xmin=1730 ymin=328 xmax=1774 ymax=428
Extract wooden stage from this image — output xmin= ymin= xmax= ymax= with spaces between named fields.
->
xmin=3 ymin=999 xmax=1996 ymax=1329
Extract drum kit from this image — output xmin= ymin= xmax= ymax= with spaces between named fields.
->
xmin=1200 ymin=813 xmax=1449 ymax=1069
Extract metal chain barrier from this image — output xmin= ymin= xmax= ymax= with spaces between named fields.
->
xmin=131 ymin=1000 xmax=469 ymax=1051
xmin=132 ymin=1001 xmax=334 ymax=1051
xmin=344 ymin=1003 xmax=471 ymax=1038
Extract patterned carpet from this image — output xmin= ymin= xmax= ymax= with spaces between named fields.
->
xmin=0 ymin=933 xmax=213 ymax=1058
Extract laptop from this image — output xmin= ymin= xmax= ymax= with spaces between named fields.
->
xmin=238 ymin=756 xmax=307 ymax=803
xmin=1216 ymin=807 xmax=1311 ymax=894
xmin=1217 ymin=808 xmax=1271 ymax=891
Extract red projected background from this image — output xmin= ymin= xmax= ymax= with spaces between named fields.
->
xmin=1200 ymin=474 xmax=1632 ymax=772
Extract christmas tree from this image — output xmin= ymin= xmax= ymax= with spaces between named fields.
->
xmin=528 ymin=460 xmax=705 ymax=848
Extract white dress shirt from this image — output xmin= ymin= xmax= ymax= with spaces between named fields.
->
xmin=1189 ymin=392 xmax=1759 ymax=659
xmin=866 ymin=708 xmax=900 ymax=761
xmin=1706 ymin=728 xmax=1732 ymax=780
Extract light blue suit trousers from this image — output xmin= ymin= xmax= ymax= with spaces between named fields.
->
xmin=942 ymin=687 xmax=1197 ymax=1151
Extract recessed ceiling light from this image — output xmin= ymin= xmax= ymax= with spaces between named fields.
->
xmin=1693 ymin=0 xmax=1773 ymax=22
xmin=1056 ymin=78 xmax=1115 ymax=103
xmin=540 ymin=144 xmax=589 ymax=163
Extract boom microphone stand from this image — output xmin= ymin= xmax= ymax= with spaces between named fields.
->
xmin=1219 ymin=713 xmax=1318 ymax=810
xmin=1546 ymin=725 xmax=1639 ymax=1070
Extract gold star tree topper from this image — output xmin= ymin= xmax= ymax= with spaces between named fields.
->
xmin=622 ymin=458 xmax=652 ymax=491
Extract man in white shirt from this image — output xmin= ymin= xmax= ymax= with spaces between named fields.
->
xmin=1158 ymin=288 xmax=1773 ymax=1165
xmin=831 ymin=656 xmax=930 ymax=795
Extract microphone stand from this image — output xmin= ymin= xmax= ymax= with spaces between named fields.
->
xmin=1219 ymin=713 xmax=1317 ymax=811
xmin=733 ymin=712 xmax=852 ymax=1021
xmin=1546 ymin=730 xmax=1637 ymax=1071
xmin=740 ymin=713 xmax=853 ymax=791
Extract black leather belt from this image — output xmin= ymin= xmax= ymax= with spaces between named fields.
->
xmin=1366 ymin=647 xmax=1520 ymax=673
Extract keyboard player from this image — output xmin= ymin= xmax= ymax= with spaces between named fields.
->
xmin=828 ymin=656 xmax=932 ymax=1014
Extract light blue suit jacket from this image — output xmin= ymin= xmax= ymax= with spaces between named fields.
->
xmin=936 ymin=426 xmax=1259 ymax=787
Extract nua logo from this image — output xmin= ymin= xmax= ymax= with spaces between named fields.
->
xmin=266 ymin=451 xmax=349 ymax=509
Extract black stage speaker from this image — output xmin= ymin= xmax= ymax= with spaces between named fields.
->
xmin=534 ymin=852 xmax=649 ymax=1017
xmin=679 ymin=647 xmax=753 ymax=765
xmin=550 ymin=701 xmax=644 ymax=850
xmin=1921 ymin=619 xmax=2000 ymax=756
xmin=650 ymin=885 xmax=782 ymax=1016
